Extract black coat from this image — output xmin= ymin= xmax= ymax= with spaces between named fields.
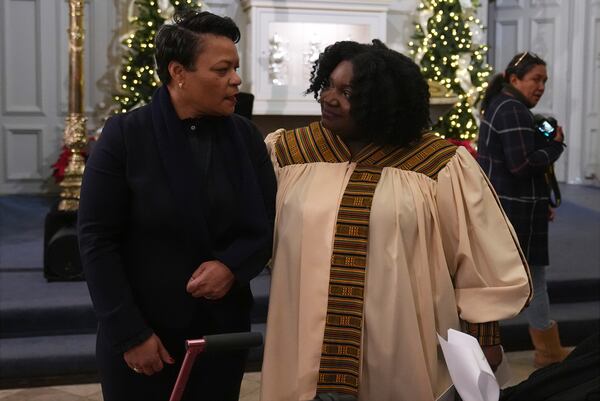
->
xmin=477 ymin=90 xmax=564 ymax=265
xmin=78 ymin=86 xmax=276 ymax=354
xmin=500 ymin=332 xmax=600 ymax=401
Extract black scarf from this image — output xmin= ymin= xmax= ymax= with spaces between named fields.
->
xmin=502 ymin=82 xmax=535 ymax=108
xmin=151 ymin=85 xmax=272 ymax=275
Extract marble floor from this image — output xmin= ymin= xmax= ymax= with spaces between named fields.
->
xmin=0 ymin=350 xmax=540 ymax=401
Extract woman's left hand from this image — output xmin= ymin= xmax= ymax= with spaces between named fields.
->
xmin=186 ymin=260 xmax=235 ymax=300
xmin=554 ymin=125 xmax=565 ymax=144
xmin=482 ymin=344 xmax=503 ymax=372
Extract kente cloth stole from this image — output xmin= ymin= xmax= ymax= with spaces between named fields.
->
xmin=274 ymin=122 xmax=457 ymax=396
xmin=317 ymin=163 xmax=381 ymax=395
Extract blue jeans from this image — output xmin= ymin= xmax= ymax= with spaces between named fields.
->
xmin=524 ymin=265 xmax=552 ymax=330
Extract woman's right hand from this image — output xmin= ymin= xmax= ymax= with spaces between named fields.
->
xmin=123 ymin=333 xmax=175 ymax=376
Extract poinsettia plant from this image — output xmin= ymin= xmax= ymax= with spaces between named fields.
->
xmin=51 ymin=146 xmax=73 ymax=183
xmin=51 ymin=137 xmax=95 ymax=183
xmin=447 ymin=138 xmax=478 ymax=158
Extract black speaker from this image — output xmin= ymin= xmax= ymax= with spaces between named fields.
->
xmin=234 ymin=92 xmax=254 ymax=120
xmin=43 ymin=207 xmax=84 ymax=281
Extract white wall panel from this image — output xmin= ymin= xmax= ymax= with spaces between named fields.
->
xmin=2 ymin=0 xmax=42 ymax=115
xmin=3 ymin=125 xmax=43 ymax=180
xmin=530 ymin=18 xmax=554 ymax=56
xmin=530 ymin=0 xmax=561 ymax=8
xmin=495 ymin=20 xmax=520 ymax=68
xmin=530 ymin=18 xmax=556 ymax=110
xmin=533 ymin=8 xmax=568 ymax=181
xmin=496 ymin=0 xmax=524 ymax=10
xmin=589 ymin=16 xmax=600 ymax=113
xmin=581 ymin=1 xmax=600 ymax=183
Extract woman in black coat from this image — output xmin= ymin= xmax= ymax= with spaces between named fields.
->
xmin=477 ymin=52 xmax=568 ymax=368
xmin=77 ymin=10 xmax=276 ymax=401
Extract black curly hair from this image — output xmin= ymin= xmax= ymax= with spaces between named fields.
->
xmin=306 ymin=40 xmax=430 ymax=147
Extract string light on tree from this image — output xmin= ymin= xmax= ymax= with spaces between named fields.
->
xmin=409 ymin=0 xmax=493 ymax=141
xmin=113 ymin=0 xmax=202 ymax=114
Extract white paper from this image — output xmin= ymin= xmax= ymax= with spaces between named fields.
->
xmin=437 ymin=329 xmax=500 ymax=401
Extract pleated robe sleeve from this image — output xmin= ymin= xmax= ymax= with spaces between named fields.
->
xmin=264 ymin=130 xmax=285 ymax=181
xmin=436 ymin=146 xmax=532 ymax=323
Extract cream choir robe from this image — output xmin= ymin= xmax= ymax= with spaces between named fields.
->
xmin=260 ymin=126 xmax=532 ymax=401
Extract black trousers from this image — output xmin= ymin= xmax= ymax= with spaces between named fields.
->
xmin=96 ymin=303 xmax=250 ymax=401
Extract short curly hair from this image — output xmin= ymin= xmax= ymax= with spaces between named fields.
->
xmin=306 ymin=40 xmax=430 ymax=147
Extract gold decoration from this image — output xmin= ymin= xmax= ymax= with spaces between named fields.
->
xmin=428 ymin=79 xmax=456 ymax=100
xmin=428 ymin=79 xmax=459 ymax=122
xmin=59 ymin=0 xmax=88 ymax=211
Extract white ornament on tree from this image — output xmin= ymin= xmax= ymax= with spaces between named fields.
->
xmin=468 ymin=20 xmax=484 ymax=45
xmin=456 ymin=53 xmax=473 ymax=93
xmin=417 ymin=8 xmax=433 ymax=39
xmin=157 ymin=0 xmax=175 ymax=20
xmin=459 ymin=0 xmax=473 ymax=11
xmin=456 ymin=53 xmax=479 ymax=125
xmin=414 ymin=8 xmax=433 ymax=65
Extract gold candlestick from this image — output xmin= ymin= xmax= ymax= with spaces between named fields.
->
xmin=59 ymin=0 xmax=88 ymax=211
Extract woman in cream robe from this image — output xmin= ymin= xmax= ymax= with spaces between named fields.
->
xmin=260 ymin=41 xmax=531 ymax=401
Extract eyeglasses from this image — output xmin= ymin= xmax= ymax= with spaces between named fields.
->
xmin=513 ymin=52 xmax=528 ymax=67
xmin=512 ymin=51 xmax=542 ymax=68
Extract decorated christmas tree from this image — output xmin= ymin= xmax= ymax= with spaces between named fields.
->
xmin=114 ymin=0 xmax=202 ymax=113
xmin=409 ymin=0 xmax=492 ymax=141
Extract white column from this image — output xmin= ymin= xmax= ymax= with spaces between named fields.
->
xmin=566 ymin=0 xmax=587 ymax=184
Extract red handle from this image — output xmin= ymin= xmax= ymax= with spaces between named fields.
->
xmin=168 ymin=339 xmax=206 ymax=401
